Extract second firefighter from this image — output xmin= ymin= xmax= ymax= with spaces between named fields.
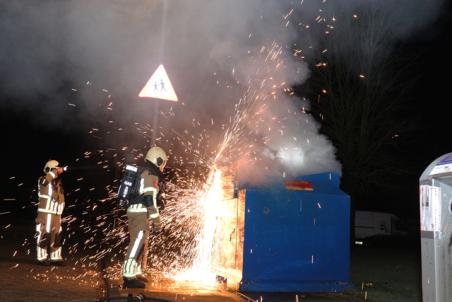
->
xmin=122 ymin=146 xmax=168 ymax=288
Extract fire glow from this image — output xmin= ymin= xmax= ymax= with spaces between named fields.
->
xmin=173 ymin=169 xmax=244 ymax=289
xmin=11 ymin=11 xmax=312 ymax=289
xmin=174 ymin=169 xmax=224 ymax=284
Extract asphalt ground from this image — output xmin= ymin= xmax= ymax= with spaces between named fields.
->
xmin=0 ymin=222 xmax=420 ymax=302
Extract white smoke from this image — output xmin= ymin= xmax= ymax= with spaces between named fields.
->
xmin=0 ymin=0 xmax=445 ymax=178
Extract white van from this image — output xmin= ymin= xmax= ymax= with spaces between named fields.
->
xmin=355 ymin=210 xmax=400 ymax=239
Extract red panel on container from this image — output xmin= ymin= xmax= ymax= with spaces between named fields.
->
xmin=284 ymin=180 xmax=314 ymax=191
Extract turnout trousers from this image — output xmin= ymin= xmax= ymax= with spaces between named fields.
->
xmin=122 ymin=210 xmax=149 ymax=279
xmin=35 ymin=212 xmax=63 ymax=261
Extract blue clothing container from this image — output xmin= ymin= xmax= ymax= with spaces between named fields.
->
xmin=239 ymin=172 xmax=350 ymax=292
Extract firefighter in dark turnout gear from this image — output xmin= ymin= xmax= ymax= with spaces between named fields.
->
xmin=122 ymin=147 xmax=168 ymax=288
xmin=36 ymin=160 xmax=65 ymax=264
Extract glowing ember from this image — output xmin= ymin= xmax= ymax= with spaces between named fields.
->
xmin=174 ymin=169 xmax=224 ymax=284
xmin=4 ymin=4 xmax=334 ymax=289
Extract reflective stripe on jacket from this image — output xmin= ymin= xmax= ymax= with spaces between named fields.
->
xmin=37 ymin=173 xmax=65 ymax=215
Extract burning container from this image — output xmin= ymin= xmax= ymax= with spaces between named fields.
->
xmin=214 ymin=172 xmax=350 ymax=292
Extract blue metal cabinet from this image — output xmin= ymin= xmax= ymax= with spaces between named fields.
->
xmin=240 ymin=173 xmax=350 ymax=292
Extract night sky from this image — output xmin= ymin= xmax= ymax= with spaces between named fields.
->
xmin=1 ymin=0 xmax=452 ymax=224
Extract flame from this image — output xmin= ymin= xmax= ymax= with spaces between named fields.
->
xmin=174 ymin=169 xmax=224 ymax=284
xmin=174 ymin=168 xmax=244 ymax=289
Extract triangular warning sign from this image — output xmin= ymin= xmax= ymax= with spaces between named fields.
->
xmin=139 ymin=64 xmax=178 ymax=102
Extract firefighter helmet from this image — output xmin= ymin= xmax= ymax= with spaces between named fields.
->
xmin=43 ymin=160 xmax=59 ymax=173
xmin=145 ymin=147 xmax=168 ymax=171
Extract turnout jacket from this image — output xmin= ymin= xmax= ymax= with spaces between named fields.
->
xmin=127 ymin=162 xmax=163 ymax=219
xmin=37 ymin=171 xmax=65 ymax=215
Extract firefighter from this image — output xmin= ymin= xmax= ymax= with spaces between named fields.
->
xmin=122 ymin=146 xmax=168 ymax=288
xmin=36 ymin=160 xmax=66 ymax=264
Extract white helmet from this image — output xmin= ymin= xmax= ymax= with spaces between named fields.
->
xmin=145 ymin=147 xmax=168 ymax=171
xmin=43 ymin=160 xmax=59 ymax=174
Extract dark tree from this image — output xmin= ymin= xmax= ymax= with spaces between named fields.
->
xmin=295 ymin=6 xmax=419 ymax=213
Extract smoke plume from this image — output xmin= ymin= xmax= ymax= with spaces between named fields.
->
xmin=0 ymin=0 xmax=445 ymax=179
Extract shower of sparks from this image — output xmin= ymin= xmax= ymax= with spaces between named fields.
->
xmin=1 ymin=1 xmax=339 ymax=290
xmin=2 ymin=46 xmax=296 ymax=287
xmin=174 ymin=169 xmax=224 ymax=284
